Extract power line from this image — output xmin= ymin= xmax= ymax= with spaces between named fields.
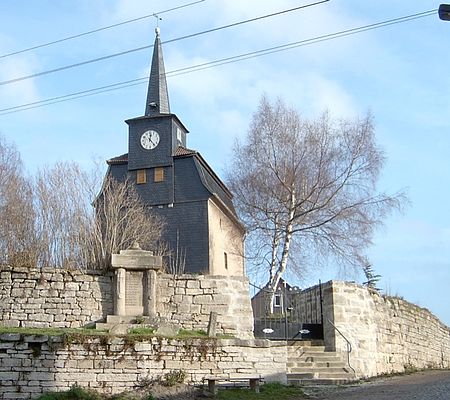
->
xmin=166 ymin=9 xmax=437 ymax=77
xmin=0 ymin=0 xmax=206 ymax=59
xmin=0 ymin=77 xmax=148 ymax=113
xmin=0 ymin=0 xmax=330 ymax=87
xmin=0 ymin=9 xmax=436 ymax=116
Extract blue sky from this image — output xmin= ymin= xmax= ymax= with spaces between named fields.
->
xmin=1 ymin=1 xmax=449 ymax=326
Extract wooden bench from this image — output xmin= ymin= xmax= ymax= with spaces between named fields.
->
xmin=205 ymin=374 xmax=262 ymax=395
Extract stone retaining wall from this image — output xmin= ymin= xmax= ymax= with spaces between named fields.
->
xmin=325 ymin=281 xmax=450 ymax=378
xmin=0 ymin=266 xmax=254 ymax=338
xmin=0 ymin=267 xmax=113 ymax=329
xmin=0 ymin=334 xmax=286 ymax=399
xmin=157 ymin=275 xmax=253 ymax=338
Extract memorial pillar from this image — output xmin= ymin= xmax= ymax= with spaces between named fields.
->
xmin=144 ymin=269 xmax=158 ymax=317
xmin=115 ymin=267 xmax=127 ymax=316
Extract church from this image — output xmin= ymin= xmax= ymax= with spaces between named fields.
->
xmin=105 ymin=28 xmax=245 ymax=276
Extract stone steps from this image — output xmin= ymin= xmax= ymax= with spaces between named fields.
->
xmin=288 ymin=377 xmax=352 ymax=386
xmin=287 ymin=341 xmax=356 ymax=385
xmin=288 ymin=361 xmax=349 ymax=370
xmin=289 ymin=367 xmax=353 ymax=378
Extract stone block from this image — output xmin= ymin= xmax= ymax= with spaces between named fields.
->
xmin=27 ymin=372 xmax=55 ymax=381
xmin=50 ymin=282 xmax=64 ymax=290
xmin=193 ymin=295 xmax=213 ymax=305
xmin=0 ymin=333 xmax=21 ymax=342
xmin=115 ymin=359 xmax=137 ymax=369
xmin=185 ymin=288 xmax=202 ymax=295
xmin=177 ymin=303 xmax=191 ymax=313
xmin=0 ymin=372 xmax=19 ymax=381
xmin=212 ymin=294 xmax=230 ymax=304
xmin=77 ymin=359 xmax=94 ymax=369
xmin=97 ymin=373 xmax=137 ymax=382
xmin=0 ymin=320 xmax=19 ymax=328
xmin=0 ymin=358 xmax=22 ymax=367
xmin=175 ymin=287 xmax=185 ymax=295
xmin=3 ymin=393 xmax=30 ymax=399
xmin=186 ymin=280 xmax=200 ymax=289
xmin=11 ymin=310 xmax=28 ymax=321
xmin=94 ymin=359 xmax=115 ymax=369
xmin=200 ymin=280 xmax=217 ymax=289
xmin=134 ymin=343 xmax=153 ymax=352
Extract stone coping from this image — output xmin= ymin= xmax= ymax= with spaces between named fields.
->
xmin=0 ymin=333 xmax=285 ymax=349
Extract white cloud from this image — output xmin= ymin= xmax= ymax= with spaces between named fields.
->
xmin=0 ymin=52 xmax=40 ymax=109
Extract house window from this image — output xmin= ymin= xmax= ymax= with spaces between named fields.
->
xmin=274 ymin=294 xmax=282 ymax=308
xmin=154 ymin=167 xmax=164 ymax=182
xmin=224 ymin=252 xmax=228 ymax=270
xmin=137 ymin=169 xmax=146 ymax=184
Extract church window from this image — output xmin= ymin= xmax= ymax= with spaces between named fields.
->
xmin=176 ymin=127 xmax=182 ymax=143
xmin=137 ymin=169 xmax=147 ymax=184
xmin=154 ymin=167 xmax=164 ymax=182
xmin=224 ymin=252 xmax=228 ymax=270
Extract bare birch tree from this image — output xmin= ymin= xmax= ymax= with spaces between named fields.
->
xmin=227 ymin=96 xmax=406 ymax=293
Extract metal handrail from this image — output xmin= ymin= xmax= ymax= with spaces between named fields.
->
xmin=326 ymin=318 xmax=356 ymax=375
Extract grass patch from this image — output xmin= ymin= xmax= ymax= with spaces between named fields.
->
xmin=0 ymin=326 xmax=221 ymax=340
xmin=176 ymin=329 xmax=207 ymax=338
xmin=128 ymin=327 xmax=155 ymax=335
xmin=217 ymin=382 xmax=305 ymax=400
xmin=36 ymin=385 xmax=102 ymax=400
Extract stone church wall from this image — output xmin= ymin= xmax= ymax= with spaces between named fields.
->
xmin=324 ymin=281 xmax=450 ymax=378
xmin=0 ymin=266 xmax=254 ymax=339
xmin=0 ymin=335 xmax=287 ymax=399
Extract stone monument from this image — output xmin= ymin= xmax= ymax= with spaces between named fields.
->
xmin=110 ymin=243 xmax=162 ymax=317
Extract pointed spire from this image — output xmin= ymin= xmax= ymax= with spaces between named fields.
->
xmin=145 ymin=27 xmax=170 ymax=116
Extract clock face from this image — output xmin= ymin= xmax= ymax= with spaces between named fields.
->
xmin=140 ymin=130 xmax=160 ymax=150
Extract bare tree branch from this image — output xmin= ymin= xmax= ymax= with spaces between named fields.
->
xmin=226 ymin=96 xmax=407 ymax=291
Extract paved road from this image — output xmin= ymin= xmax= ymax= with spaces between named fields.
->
xmin=305 ymin=370 xmax=450 ymax=400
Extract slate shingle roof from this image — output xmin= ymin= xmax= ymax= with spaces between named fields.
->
xmin=105 ymin=146 xmax=241 ymax=225
xmin=107 ymin=153 xmax=128 ymax=165
xmin=173 ymin=146 xmax=197 ymax=157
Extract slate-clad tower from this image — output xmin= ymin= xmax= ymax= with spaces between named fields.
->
xmin=106 ymin=28 xmax=245 ymax=276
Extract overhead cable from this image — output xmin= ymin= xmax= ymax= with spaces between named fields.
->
xmin=0 ymin=0 xmax=330 ymax=87
xmin=0 ymin=0 xmax=206 ymax=59
xmin=0 ymin=9 xmax=436 ymax=116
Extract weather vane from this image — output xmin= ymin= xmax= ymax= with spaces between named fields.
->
xmin=153 ymin=13 xmax=162 ymax=35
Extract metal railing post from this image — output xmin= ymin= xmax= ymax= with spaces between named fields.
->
xmin=326 ymin=317 xmax=356 ymax=375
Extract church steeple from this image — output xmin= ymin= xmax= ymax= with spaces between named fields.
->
xmin=145 ymin=27 xmax=170 ymax=116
